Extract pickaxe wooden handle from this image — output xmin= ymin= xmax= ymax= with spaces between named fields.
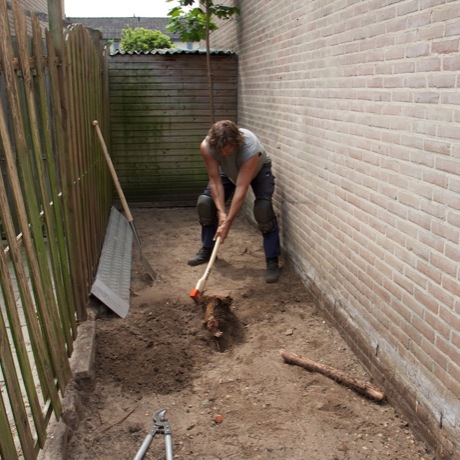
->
xmin=189 ymin=236 xmax=221 ymax=302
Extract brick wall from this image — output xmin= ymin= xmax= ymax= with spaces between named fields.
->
xmin=210 ymin=1 xmax=460 ymax=457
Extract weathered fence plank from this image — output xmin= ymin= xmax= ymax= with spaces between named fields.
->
xmin=47 ymin=28 xmax=88 ymax=321
xmin=0 ymin=311 xmax=36 ymax=459
xmin=0 ymin=248 xmax=45 ymax=448
xmin=0 ymin=391 xmax=17 ymax=459
xmin=32 ymin=15 xmax=77 ymax=349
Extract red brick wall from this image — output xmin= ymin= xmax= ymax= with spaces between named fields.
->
xmin=210 ymin=1 xmax=460 ymax=457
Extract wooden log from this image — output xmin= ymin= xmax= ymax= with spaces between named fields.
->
xmin=279 ymin=349 xmax=385 ymax=402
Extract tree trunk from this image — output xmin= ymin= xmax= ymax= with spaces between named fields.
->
xmin=204 ymin=1 xmax=215 ymax=124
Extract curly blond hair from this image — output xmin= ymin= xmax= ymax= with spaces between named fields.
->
xmin=207 ymin=120 xmax=244 ymax=152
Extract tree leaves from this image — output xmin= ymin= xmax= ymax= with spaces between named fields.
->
xmin=166 ymin=1 xmax=240 ymax=43
xmin=120 ymin=27 xmax=174 ymax=52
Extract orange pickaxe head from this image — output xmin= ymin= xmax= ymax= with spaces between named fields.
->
xmin=189 ymin=288 xmax=201 ymax=303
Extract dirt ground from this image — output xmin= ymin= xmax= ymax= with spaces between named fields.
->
xmin=67 ymin=207 xmax=434 ymax=460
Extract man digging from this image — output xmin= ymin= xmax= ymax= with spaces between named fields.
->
xmin=188 ymin=120 xmax=281 ymax=284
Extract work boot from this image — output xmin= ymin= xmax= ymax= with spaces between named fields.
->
xmin=265 ymin=257 xmax=281 ymax=283
xmin=188 ymin=246 xmax=213 ymax=266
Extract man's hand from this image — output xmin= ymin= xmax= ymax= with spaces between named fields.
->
xmin=215 ymin=210 xmax=230 ymax=242
xmin=216 ymin=218 xmax=231 ymax=242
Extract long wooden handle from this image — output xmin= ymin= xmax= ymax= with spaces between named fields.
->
xmin=195 ymin=236 xmax=221 ymax=292
xmin=92 ymin=120 xmax=133 ymax=223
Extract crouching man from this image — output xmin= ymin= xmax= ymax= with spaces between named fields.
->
xmin=188 ymin=120 xmax=281 ymax=284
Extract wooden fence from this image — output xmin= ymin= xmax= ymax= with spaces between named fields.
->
xmin=0 ymin=0 xmax=111 ymax=458
xmin=109 ymin=51 xmax=238 ymax=207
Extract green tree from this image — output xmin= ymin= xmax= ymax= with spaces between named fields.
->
xmin=120 ymin=27 xmax=173 ymax=52
xmin=167 ymin=0 xmax=240 ymax=123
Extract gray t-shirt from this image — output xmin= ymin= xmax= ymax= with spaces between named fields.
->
xmin=205 ymin=128 xmax=271 ymax=184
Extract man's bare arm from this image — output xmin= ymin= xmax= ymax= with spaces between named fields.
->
xmin=217 ymin=154 xmax=259 ymax=241
xmin=201 ymin=140 xmax=227 ymax=222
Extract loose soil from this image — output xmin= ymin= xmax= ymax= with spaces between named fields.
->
xmin=67 ymin=207 xmax=434 ymax=460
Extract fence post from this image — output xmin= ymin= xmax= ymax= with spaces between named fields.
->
xmin=47 ymin=0 xmax=64 ymax=56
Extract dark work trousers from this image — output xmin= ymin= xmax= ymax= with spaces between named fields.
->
xmin=200 ymin=162 xmax=281 ymax=260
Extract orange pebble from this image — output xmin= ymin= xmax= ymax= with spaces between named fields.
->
xmin=213 ymin=414 xmax=224 ymax=424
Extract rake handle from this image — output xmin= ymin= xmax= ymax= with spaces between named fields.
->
xmin=92 ymin=120 xmax=134 ymax=223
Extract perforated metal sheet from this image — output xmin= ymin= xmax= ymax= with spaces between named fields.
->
xmin=91 ymin=207 xmax=133 ymax=318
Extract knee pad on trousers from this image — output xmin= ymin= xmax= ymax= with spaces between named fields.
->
xmin=254 ymin=198 xmax=277 ymax=233
xmin=197 ymin=194 xmax=217 ymax=226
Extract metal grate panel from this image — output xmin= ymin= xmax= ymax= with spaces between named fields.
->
xmin=91 ymin=207 xmax=133 ymax=318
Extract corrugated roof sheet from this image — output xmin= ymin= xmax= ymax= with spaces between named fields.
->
xmin=110 ymin=48 xmax=236 ymax=56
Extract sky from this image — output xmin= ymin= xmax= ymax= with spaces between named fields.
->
xmin=64 ymin=0 xmax=183 ymax=18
